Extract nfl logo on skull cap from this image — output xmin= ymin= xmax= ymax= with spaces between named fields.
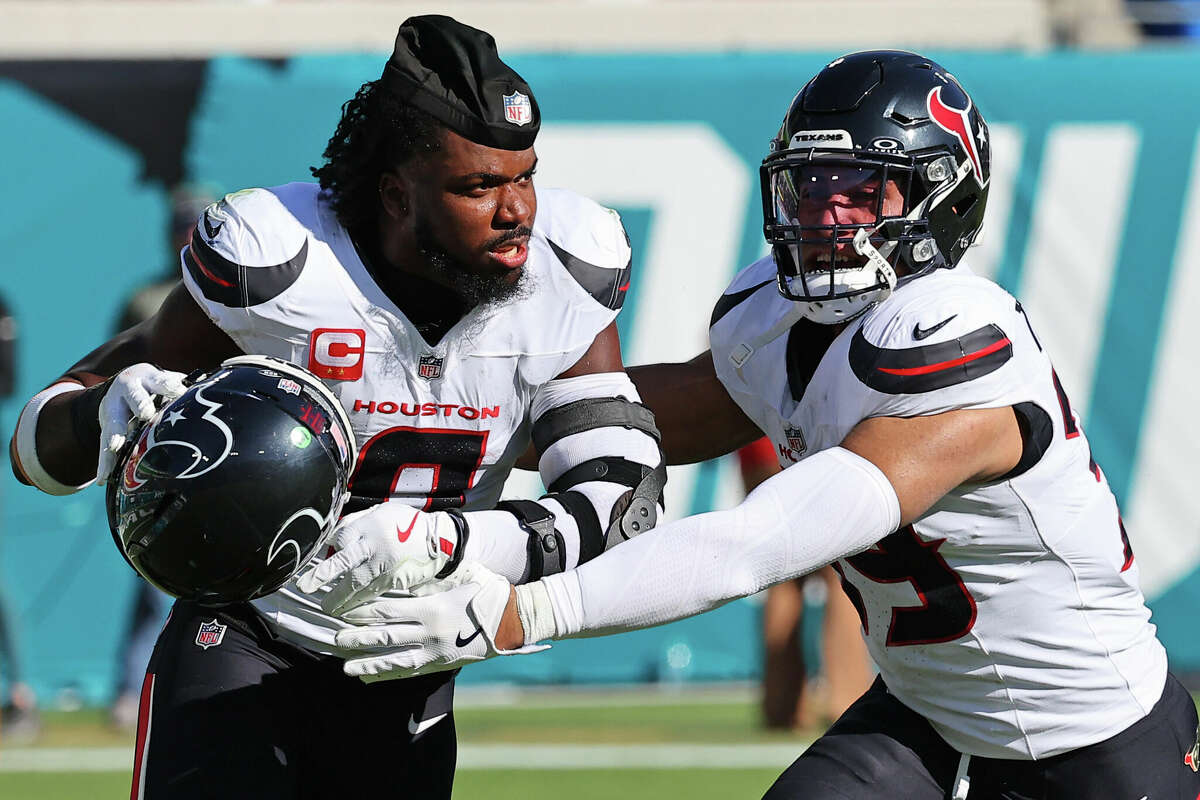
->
xmin=418 ymin=355 xmax=444 ymax=380
xmin=503 ymin=91 xmax=532 ymax=126
xmin=195 ymin=619 xmax=227 ymax=650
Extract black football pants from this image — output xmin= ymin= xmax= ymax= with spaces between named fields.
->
xmin=764 ymin=673 xmax=1200 ymax=800
xmin=130 ymin=600 xmax=457 ymax=799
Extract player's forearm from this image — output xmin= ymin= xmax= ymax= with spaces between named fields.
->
xmin=464 ymin=371 xmax=665 ymax=584
xmin=31 ymin=386 xmax=97 ymax=483
xmin=495 ymin=585 xmax=525 ymax=651
xmin=10 ymin=318 xmax=161 ymax=489
xmin=10 ymin=376 xmax=109 ymax=490
xmin=628 ymin=355 xmax=759 ymax=464
xmin=458 ymin=509 xmax=547 ymax=583
xmin=460 ymin=479 xmax=651 ymax=584
xmin=515 ymin=447 xmax=900 ymax=643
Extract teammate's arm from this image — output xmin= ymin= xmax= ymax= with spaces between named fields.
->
xmin=512 ymin=350 xmax=757 ymax=469
xmin=628 ymin=351 xmax=761 ymax=465
xmin=9 ymin=283 xmax=240 ymax=489
xmin=841 ymin=408 xmax=1024 ymax=525
xmin=328 ymin=405 xmax=1024 ymax=675
xmin=503 ymin=405 xmax=1023 ymax=644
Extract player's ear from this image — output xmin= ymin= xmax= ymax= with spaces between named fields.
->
xmin=378 ymin=171 xmax=409 ymax=222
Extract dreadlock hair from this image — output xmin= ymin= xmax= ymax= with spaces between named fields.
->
xmin=311 ymin=79 xmax=444 ymax=232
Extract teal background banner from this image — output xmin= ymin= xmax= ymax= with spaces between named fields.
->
xmin=4 ymin=50 xmax=1200 ymax=703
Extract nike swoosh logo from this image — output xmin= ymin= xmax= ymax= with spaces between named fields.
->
xmin=203 ymin=210 xmax=223 ymax=240
xmin=455 ymin=627 xmax=483 ymax=647
xmin=407 ymin=712 xmax=448 ymax=736
xmin=913 ymin=314 xmax=957 ymax=340
xmin=396 ymin=511 xmax=419 ymax=543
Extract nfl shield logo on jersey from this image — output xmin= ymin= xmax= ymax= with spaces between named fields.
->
xmin=195 ymin=619 xmax=227 ymax=650
xmin=503 ymin=91 xmax=532 ymax=126
xmin=784 ymin=425 xmax=807 ymax=455
xmin=418 ymin=355 xmax=444 ymax=380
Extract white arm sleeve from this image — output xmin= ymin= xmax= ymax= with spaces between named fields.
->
xmin=533 ymin=446 xmax=900 ymax=639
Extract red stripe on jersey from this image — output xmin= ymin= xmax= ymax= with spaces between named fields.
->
xmin=187 ymin=246 xmax=236 ymax=288
xmin=130 ymin=672 xmax=155 ymax=800
xmin=877 ymin=337 xmax=1012 ymax=377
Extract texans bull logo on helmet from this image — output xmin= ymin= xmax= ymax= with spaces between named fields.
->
xmin=927 ymin=86 xmax=985 ymax=186
xmin=107 ymin=356 xmax=357 ymax=605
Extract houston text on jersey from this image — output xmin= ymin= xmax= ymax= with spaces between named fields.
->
xmin=352 ymin=400 xmax=501 ymax=420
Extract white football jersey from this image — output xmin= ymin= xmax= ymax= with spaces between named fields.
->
xmin=711 ymin=256 xmax=1167 ymax=759
xmin=181 ymin=181 xmax=630 ymax=654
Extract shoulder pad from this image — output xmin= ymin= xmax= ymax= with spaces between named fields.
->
xmin=536 ymin=188 xmax=632 ymax=311
xmin=849 ymin=272 xmax=1015 ymax=395
xmin=184 ymin=185 xmax=310 ymax=309
xmin=711 ymin=256 xmax=777 ymax=328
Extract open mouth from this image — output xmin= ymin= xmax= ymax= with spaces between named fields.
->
xmin=488 ymin=238 xmax=528 ymax=269
xmin=803 ymin=249 xmax=867 ymax=274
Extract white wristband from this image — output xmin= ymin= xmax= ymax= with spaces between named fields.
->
xmin=514 ymin=580 xmax=558 ymax=645
xmin=14 ymin=381 xmax=94 ymax=496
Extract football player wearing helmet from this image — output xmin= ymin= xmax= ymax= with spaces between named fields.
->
xmin=338 ymin=52 xmax=1200 ymax=799
xmin=9 ymin=15 xmax=664 ymax=799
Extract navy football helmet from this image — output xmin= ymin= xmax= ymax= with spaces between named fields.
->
xmin=107 ymin=356 xmax=356 ymax=605
xmin=761 ymin=50 xmax=991 ymax=323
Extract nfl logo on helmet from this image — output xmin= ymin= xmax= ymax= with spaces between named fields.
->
xmin=503 ymin=91 xmax=532 ymax=126
xmin=418 ymin=355 xmax=443 ymax=380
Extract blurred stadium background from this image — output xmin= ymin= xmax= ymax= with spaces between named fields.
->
xmin=4 ymin=0 xmax=1200 ymax=796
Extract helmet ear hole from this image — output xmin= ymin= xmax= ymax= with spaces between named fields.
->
xmin=952 ymin=196 xmax=978 ymax=218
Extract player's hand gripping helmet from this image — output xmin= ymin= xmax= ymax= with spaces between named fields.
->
xmin=761 ymin=50 xmax=990 ymax=324
xmin=106 ymin=356 xmax=357 ymax=605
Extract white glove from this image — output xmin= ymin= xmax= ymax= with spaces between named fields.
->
xmin=295 ymin=503 xmax=462 ymax=615
xmin=335 ymin=562 xmax=549 ymax=682
xmin=96 ymin=363 xmax=188 ymax=485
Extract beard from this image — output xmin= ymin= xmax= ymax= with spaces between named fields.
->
xmin=414 ymin=213 xmax=532 ymax=309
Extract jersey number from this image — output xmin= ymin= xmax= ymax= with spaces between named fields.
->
xmin=1050 ymin=366 xmax=1133 ymax=570
xmin=834 ymin=525 xmax=978 ymax=647
xmin=346 ymin=426 xmax=489 ymax=513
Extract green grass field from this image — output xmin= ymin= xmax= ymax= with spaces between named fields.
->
xmin=0 ymin=687 xmax=807 ymax=800
xmin=0 ymin=769 xmax=783 ymax=800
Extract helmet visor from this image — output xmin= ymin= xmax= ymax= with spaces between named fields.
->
xmin=763 ymin=153 xmax=925 ymax=305
xmin=772 ymin=163 xmax=895 ymax=227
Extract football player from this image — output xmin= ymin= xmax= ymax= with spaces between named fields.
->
xmin=8 ymin=16 xmax=664 ymax=799
xmin=330 ymin=51 xmax=1200 ymax=799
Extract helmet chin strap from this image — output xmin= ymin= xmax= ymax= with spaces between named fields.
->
xmin=852 ymin=228 xmax=898 ymax=288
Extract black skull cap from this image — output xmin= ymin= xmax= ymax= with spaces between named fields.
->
xmin=381 ymin=15 xmax=539 ymax=150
